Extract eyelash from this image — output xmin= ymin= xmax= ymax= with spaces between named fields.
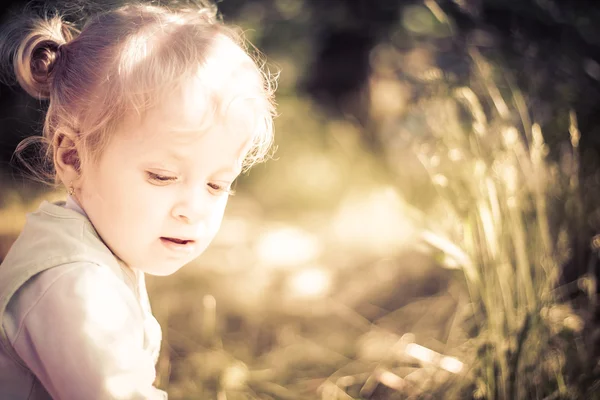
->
xmin=147 ymin=172 xmax=178 ymax=184
xmin=208 ymin=182 xmax=236 ymax=195
xmin=146 ymin=172 xmax=235 ymax=195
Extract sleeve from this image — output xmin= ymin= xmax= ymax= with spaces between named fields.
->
xmin=9 ymin=262 xmax=168 ymax=400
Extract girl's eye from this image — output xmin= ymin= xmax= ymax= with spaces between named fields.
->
xmin=147 ymin=171 xmax=178 ymax=185
xmin=207 ymin=182 xmax=235 ymax=196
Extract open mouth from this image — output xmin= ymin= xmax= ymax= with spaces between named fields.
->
xmin=161 ymin=237 xmax=194 ymax=245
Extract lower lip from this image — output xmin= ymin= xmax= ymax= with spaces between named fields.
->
xmin=160 ymin=237 xmax=197 ymax=254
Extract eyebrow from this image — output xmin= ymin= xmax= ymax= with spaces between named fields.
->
xmin=164 ymin=150 xmax=186 ymax=162
xmin=148 ymin=148 xmax=186 ymax=164
xmin=214 ymin=165 xmax=242 ymax=177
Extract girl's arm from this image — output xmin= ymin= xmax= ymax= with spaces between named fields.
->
xmin=8 ymin=262 xmax=167 ymax=400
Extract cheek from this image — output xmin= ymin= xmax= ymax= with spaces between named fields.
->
xmin=79 ymin=160 xmax=124 ymax=200
xmin=82 ymin=168 xmax=150 ymax=224
xmin=207 ymin=198 xmax=229 ymax=231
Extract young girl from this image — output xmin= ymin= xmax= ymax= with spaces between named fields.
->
xmin=0 ymin=2 xmax=275 ymax=399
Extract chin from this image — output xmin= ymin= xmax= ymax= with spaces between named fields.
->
xmin=144 ymin=265 xmax=184 ymax=276
xmin=135 ymin=260 xmax=186 ymax=276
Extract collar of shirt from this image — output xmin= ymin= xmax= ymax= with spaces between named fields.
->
xmin=64 ymin=195 xmax=87 ymax=217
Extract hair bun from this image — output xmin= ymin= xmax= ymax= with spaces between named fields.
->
xmin=14 ymin=16 xmax=76 ymax=100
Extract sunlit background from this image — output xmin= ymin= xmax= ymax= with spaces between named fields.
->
xmin=2 ymin=0 xmax=600 ymax=398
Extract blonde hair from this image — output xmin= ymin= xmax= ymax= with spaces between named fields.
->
xmin=0 ymin=2 xmax=276 ymax=185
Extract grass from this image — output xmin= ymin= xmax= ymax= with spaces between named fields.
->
xmin=406 ymin=47 xmax=600 ymax=399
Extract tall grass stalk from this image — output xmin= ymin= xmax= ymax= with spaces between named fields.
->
xmin=413 ymin=49 xmax=597 ymax=399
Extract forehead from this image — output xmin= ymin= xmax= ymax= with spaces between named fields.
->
xmin=149 ymin=38 xmax=264 ymax=134
xmin=112 ymin=35 xmax=265 ymax=159
xmin=166 ymin=78 xmax=259 ymax=135
xmin=114 ymin=86 xmax=254 ymax=166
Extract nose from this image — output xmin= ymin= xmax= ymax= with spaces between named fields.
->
xmin=172 ymin=183 xmax=210 ymax=224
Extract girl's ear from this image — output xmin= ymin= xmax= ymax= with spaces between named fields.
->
xmin=54 ymin=129 xmax=82 ymax=188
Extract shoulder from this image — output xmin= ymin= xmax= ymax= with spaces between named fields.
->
xmin=1 ymin=200 xmax=117 ymax=276
xmin=4 ymin=262 xmax=143 ymax=343
xmin=1 ymin=263 xmax=165 ymax=400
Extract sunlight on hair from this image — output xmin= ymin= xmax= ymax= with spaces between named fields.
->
xmin=6 ymin=4 xmax=275 ymax=185
xmin=256 ymin=226 xmax=321 ymax=268
xmin=289 ymin=267 xmax=331 ymax=297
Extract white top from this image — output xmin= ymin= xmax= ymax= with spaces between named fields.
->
xmin=0 ymin=197 xmax=166 ymax=399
